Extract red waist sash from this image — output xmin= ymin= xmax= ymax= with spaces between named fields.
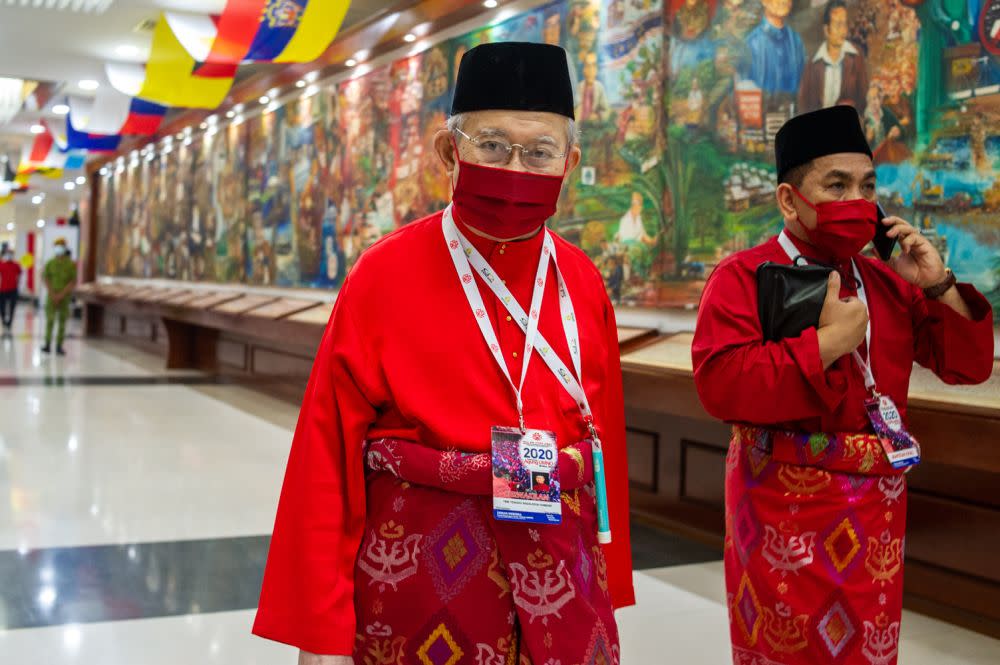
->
xmin=733 ymin=425 xmax=910 ymax=476
xmin=363 ymin=437 xmax=596 ymax=494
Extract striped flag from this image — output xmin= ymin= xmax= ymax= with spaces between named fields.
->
xmin=68 ymin=90 xmax=167 ymax=136
xmin=107 ymin=1 xmax=350 ymax=109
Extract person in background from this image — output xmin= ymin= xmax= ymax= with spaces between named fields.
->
xmin=0 ymin=246 xmax=22 ymax=335
xmin=41 ymin=238 xmax=77 ymax=355
xmin=692 ymin=106 xmax=993 ymax=665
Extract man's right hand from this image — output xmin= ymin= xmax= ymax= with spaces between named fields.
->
xmin=298 ymin=652 xmax=352 ymax=665
xmin=817 ymin=271 xmax=868 ymax=369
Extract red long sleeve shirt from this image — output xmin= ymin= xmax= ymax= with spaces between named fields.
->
xmin=692 ymin=233 xmax=994 ymax=431
xmin=0 ymin=260 xmax=21 ymax=292
xmin=253 ymin=211 xmax=634 ymax=654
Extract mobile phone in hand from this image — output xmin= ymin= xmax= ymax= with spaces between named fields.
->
xmin=872 ymin=202 xmax=897 ymax=261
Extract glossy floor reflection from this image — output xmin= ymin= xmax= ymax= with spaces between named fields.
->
xmin=1 ymin=306 xmax=998 ymax=663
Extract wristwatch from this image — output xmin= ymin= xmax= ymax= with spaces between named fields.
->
xmin=923 ymin=269 xmax=956 ymax=300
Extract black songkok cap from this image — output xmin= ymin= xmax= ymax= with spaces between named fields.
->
xmin=451 ymin=42 xmax=575 ymax=120
xmin=774 ymin=106 xmax=872 ymax=180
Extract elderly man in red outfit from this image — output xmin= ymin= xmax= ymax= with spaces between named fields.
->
xmin=693 ymin=106 xmax=994 ymax=665
xmin=254 ymin=42 xmax=634 ymax=665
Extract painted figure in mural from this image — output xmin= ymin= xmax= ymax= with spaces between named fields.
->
xmin=543 ymin=8 xmax=580 ymax=100
xmin=686 ymin=76 xmax=705 ymax=127
xmin=743 ymin=0 xmax=806 ymax=94
xmin=798 ymin=0 xmax=869 ymax=113
xmin=576 ymin=52 xmax=611 ymax=122
xmin=253 ymin=43 xmax=634 ymax=665
xmin=670 ymin=0 xmax=718 ymax=74
xmin=864 ymin=85 xmax=911 ymax=165
xmin=692 ymin=106 xmax=994 ymax=665
xmin=617 ymin=191 xmax=655 ymax=245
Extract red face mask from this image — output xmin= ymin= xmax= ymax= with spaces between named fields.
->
xmin=791 ymin=188 xmax=877 ymax=261
xmin=451 ymin=152 xmax=565 ymax=238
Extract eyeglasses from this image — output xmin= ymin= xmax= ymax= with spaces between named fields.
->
xmin=453 ymin=128 xmax=566 ymax=170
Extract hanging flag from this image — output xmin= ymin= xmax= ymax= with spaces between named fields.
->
xmin=64 ymin=114 xmax=123 ymax=152
xmin=68 ymin=91 xmax=167 ymax=136
xmin=16 ymin=127 xmax=86 ymax=183
xmin=168 ymin=0 xmax=350 ymax=67
xmin=106 ymin=2 xmax=350 ymax=110
xmin=120 ymin=98 xmax=168 ymax=134
xmin=107 ymin=11 xmax=235 ymax=109
xmin=0 ymin=78 xmax=37 ymax=125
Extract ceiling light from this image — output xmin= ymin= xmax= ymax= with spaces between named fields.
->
xmin=226 ymin=110 xmax=235 ymax=118
xmin=30 ymin=124 xmax=45 ymax=134
xmin=305 ymin=71 xmax=318 ymax=83
xmin=404 ymin=33 xmax=416 ymax=43
xmin=37 ymin=219 xmax=45 ymax=228
xmin=183 ymin=137 xmax=192 ymax=146
xmin=78 ymin=79 xmax=99 ymax=91
xmin=233 ymin=103 xmax=244 ymax=113
xmin=5 ymin=222 xmax=12 ymax=231
xmin=116 ymin=45 xmax=139 ymax=58
xmin=175 ymin=132 xmax=184 ymax=140
xmin=345 ymin=58 xmax=357 ymax=67
xmin=484 ymin=0 xmax=498 ymax=7
xmin=268 ymin=88 xmax=279 ymax=98
xmin=259 ymin=95 xmax=270 ymax=105
xmin=206 ymin=115 xmax=217 ymax=125
xmin=199 ymin=122 xmax=207 ymax=129
xmin=296 ymin=80 xmax=306 ymax=88
xmin=52 ymin=104 xmax=70 ymax=116
xmin=76 ymin=176 xmax=86 ymax=185
xmin=31 ymin=195 xmax=42 ymax=205
xmin=303 ymin=84 xmax=319 ymax=98
xmin=99 ymin=167 xmax=108 ymax=176
xmin=64 ymin=182 xmax=75 ymax=191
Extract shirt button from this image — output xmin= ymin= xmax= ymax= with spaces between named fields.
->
xmin=506 ymin=315 xmax=512 ymax=322
xmin=499 ymin=249 xmax=505 ymax=255
xmin=512 ymin=351 xmax=519 ymax=358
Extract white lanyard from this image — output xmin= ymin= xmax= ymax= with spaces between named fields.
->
xmin=442 ymin=205 xmax=595 ymax=434
xmin=777 ymin=231 xmax=876 ymax=391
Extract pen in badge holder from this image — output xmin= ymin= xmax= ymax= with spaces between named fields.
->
xmin=586 ymin=418 xmax=612 ymax=544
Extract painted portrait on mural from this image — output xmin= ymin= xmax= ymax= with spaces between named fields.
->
xmin=97 ymin=0 xmax=1000 ymax=318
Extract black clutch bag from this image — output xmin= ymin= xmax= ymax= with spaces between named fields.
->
xmin=756 ymin=258 xmax=834 ymax=342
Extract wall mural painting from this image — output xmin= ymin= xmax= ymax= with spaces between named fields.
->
xmin=97 ymin=0 xmax=1000 ymax=319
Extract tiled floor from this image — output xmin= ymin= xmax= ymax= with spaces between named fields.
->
xmin=1 ymin=306 xmax=998 ymax=663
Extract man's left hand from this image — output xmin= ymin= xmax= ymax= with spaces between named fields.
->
xmin=882 ymin=216 xmax=947 ymax=289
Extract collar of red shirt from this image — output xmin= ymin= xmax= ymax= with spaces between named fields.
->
xmin=782 ymin=226 xmax=853 ymax=267
xmin=781 ymin=227 xmax=861 ymax=289
xmin=458 ymin=217 xmax=547 ymax=263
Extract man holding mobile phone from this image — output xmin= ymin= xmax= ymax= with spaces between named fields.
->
xmin=692 ymin=106 xmax=994 ymax=665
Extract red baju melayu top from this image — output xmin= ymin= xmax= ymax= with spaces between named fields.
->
xmin=692 ymin=232 xmax=994 ymax=430
xmin=253 ymin=211 xmax=635 ymax=654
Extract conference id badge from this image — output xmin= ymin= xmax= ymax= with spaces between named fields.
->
xmin=865 ymin=394 xmax=921 ymax=469
xmin=491 ymin=426 xmax=562 ymax=525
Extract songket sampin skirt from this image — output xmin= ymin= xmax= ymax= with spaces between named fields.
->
xmin=726 ymin=426 xmax=908 ymax=665
xmin=353 ymin=438 xmax=620 ymax=665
